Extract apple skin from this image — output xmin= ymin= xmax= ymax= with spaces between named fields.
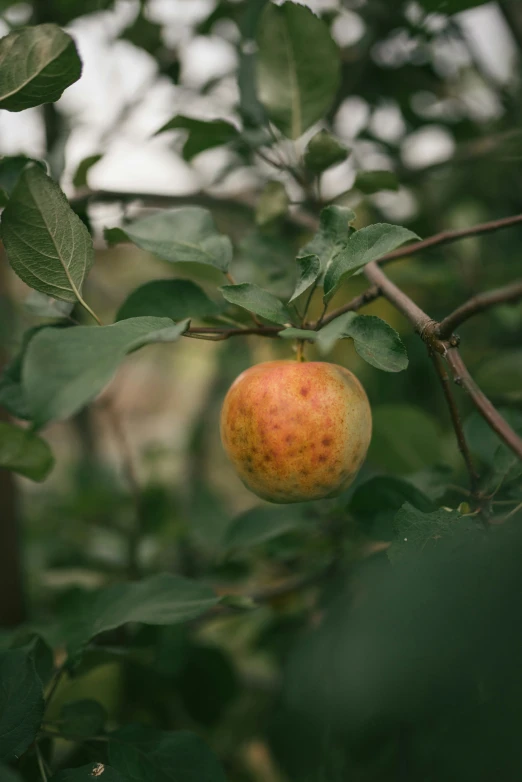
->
xmin=220 ymin=360 xmax=372 ymax=504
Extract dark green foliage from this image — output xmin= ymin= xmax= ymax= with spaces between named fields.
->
xmin=0 ymin=2 xmax=521 ymax=780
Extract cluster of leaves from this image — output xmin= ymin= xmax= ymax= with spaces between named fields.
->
xmin=0 ymin=3 xmax=422 ymax=485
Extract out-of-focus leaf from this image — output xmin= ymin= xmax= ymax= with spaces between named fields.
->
xmin=1 ymin=165 xmax=94 ymax=303
xmin=369 ymin=404 xmax=443 ymax=474
xmin=72 ymin=154 xmax=102 ymax=188
xmin=354 ymin=170 xmax=399 ymax=195
xmin=0 ymin=648 xmax=44 ymax=761
xmin=350 ymin=476 xmax=434 ymax=518
xmin=256 ymin=2 xmax=340 ymax=138
xmin=0 ymin=422 xmax=54 ymax=481
xmin=220 ymin=283 xmax=291 ymax=324
xmin=324 ymin=224 xmax=419 ymax=303
xmin=59 ymin=699 xmax=107 ymax=739
xmin=56 ymin=574 xmax=219 ymax=655
xmin=256 ymin=180 xmax=289 ymax=225
xmin=108 ymin=725 xmax=227 ymax=782
xmin=178 ymin=645 xmax=238 ymax=726
xmin=51 ymin=765 xmax=124 ymax=782
xmin=474 ymin=350 xmax=522 ymax=403
xmin=0 ymin=327 xmax=45 ymax=420
xmin=225 ymin=504 xmax=311 ymax=549
xmin=155 ymin=116 xmax=239 ymax=161
xmin=104 ymin=208 xmax=232 ymax=272
xmin=299 ymin=205 xmax=354 ymax=279
xmin=304 ymin=130 xmax=349 ymax=175
xmin=116 ymin=279 xmax=221 ymax=322
xmin=464 ymin=409 xmax=522 ymax=466
xmin=23 ymin=317 xmax=190 ymax=428
xmin=0 ymin=24 xmax=82 ymax=111
xmin=24 ymin=291 xmax=74 ymax=319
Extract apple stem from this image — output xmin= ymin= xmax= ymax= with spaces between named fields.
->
xmin=296 ymin=340 xmax=306 ymax=362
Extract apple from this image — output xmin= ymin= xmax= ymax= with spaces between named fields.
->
xmin=220 ymin=360 xmax=372 ymax=503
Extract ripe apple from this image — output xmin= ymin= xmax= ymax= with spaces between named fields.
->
xmin=220 ymin=360 xmax=372 ymax=503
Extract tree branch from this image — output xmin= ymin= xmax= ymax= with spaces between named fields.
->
xmin=363 ymin=262 xmax=444 ymax=352
xmin=377 ymin=212 xmax=522 ymax=266
xmin=437 ymin=279 xmax=522 ymax=338
xmin=363 ymin=262 xmax=522 ymax=461
xmin=429 ymin=352 xmax=479 ymax=495
xmin=445 ymin=349 xmax=522 ymax=461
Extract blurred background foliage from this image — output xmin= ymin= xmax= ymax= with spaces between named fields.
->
xmin=1 ymin=0 xmax=522 ymax=780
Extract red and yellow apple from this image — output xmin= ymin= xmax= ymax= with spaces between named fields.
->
xmin=220 ymin=360 xmax=372 ymax=503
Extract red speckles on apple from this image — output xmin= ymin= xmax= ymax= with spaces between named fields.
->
xmin=300 ymin=386 xmax=309 ymax=397
xmin=321 ymin=437 xmax=332 ymax=447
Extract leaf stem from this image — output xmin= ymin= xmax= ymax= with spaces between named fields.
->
xmin=77 ymin=294 xmax=102 ymax=325
xmin=36 ymin=742 xmax=48 ymax=782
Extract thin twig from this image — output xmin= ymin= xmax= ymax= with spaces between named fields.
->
xmin=437 ymin=279 xmax=522 ymax=338
xmin=35 ymin=743 xmax=48 ymax=782
xmin=445 ymin=349 xmax=522 ymax=461
xmin=430 ymin=352 xmax=480 ymax=495
xmin=316 ymin=285 xmax=381 ymax=328
xmin=364 ymin=262 xmax=443 ymax=351
xmin=377 ymin=212 xmax=522 ymax=267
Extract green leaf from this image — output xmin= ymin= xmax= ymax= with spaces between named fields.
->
xmin=1 ymin=165 xmax=94 ymax=304
xmin=24 ymin=290 xmax=74 ymax=319
xmin=59 ymin=699 xmax=107 ymax=739
xmin=354 ymin=170 xmax=399 ymax=195
xmin=57 ymin=574 xmax=218 ymax=655
xmin=299 ymin=205 xmax=355 ymax=279
xmin=22 ymin=317 xmax=190 ymax=428
xmin=343 ymin=314 xmax=408 ymax=372
xmin=0 ymin=422 xmax=54 ymax=481
xmin=225 ymin=505 xmax=311 ymax=549
xmin=316 ymin=311 xmax=356 ymax=354
xmin=10 ymin=633 xmax=54 ymax=689
xmin=0 ymin=24 xmax=82 ymax=111
xmin=256 ymin=2 xmax=340 ymax=139
xmin=289 ymin=254 xmax=320 ymax=302
xmin=0 ymin=764 xmax=22 ymax=782
xmin=154 ymin=116 xmax=239 ymax=161
xmin=323 ymin=224 xmax=419 ymax=303
xmin=489 ymin=445 xmax=522 ymax=492
xmin=0 ymin=648 xmax=44 ymax=761
xmin=0 ymin=327 xmax=44 ymax=420
xmin=318 ymin=312 xmax=408 ymax=371
xmin=256 ymin=180 xmax=289 ymax=225
xmin=104 ymin=207 xmax=232 ymax=272
xmin=304 ymin=130 xmax=349 ymax=175
xmin=178 ymin=645 xmax=238 ymax=726
xmin=220 ymin=283 xmax=291 ymax=325
xmin=72 ymin=153 xmax=103 ymax=188
xmin=387 ymin=503 xmax=476 ymax=564
xmin=464 ymin=409 xmax=522 ymax=466
xmin=116 ymin=279 xmax=221 ymax=322
xmin=108 ymin=725 xmax=227 ymax=782
xmin=51 ymin=765 xmax=125 ymax=782
xmin=369 ymin=404 xmax=443 ymax=474
xmin=0 ymin=155 xmax=45 ymax=200
xmin=474 ymin=350 xmax=522 ymax=403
